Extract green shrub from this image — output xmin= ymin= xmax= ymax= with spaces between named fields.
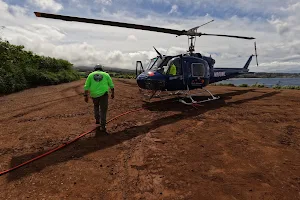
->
xmin=216 ymin=83 xmax=235 ymax=87
xmin=239 ymin=84 xmax=248 ymax=87
xmin=251 ymin=82 xmax=265 ymax=88
xmin=273 ymin=85 xmax=300 ymax=90
xmin=0 ymin=40 xmax=80 ymax=94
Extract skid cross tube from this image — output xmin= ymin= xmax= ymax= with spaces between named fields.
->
xmin=178 ymin=85 xmax=220 ymax=105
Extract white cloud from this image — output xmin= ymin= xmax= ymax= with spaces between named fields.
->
xmin=94 ymin=0 xmax=112 ymax=5
xmin=0 ymin=0 xmax=8 ymax=12
xmin=168 ymin=5 xmax=178 ymax=14
xmin=127 ymin=35 xmax=137 ymax=41
xmin=260 ymin=61 xmax=300 ymax=67
xmin=27 ymin=0 xmax=63 ymax=13
xmin=0 ymin=0 xmax=300 ymax=73
xmin=9 ymin=5 xmax=27 ymax=16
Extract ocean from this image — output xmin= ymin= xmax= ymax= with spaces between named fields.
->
xmin=218 ymin=78 xmax=300 ymax=87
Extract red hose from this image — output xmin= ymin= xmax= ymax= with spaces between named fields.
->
xmin=0 ymin=107 xmax=144 ymax=176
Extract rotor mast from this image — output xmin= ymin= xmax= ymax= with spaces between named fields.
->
xmin=186 ymin=19 xmax=214 ymax=54
xmin=188 ymin=36 xmax=195 ymax=54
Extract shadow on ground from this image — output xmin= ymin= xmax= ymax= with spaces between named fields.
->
xmin=142 ymin=88 xmax=260 ymax=112
xmin=4 ymin=89 xmax=280 ymax=181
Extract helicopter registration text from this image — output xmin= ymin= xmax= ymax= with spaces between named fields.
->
xmin=214 ymin=72 xmax=226 ymax=77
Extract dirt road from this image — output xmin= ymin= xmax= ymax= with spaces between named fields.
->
xmin=0 ymin=79 xmax=299 ymax=199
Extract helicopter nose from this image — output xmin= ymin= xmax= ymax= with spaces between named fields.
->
xmin=147 ymin=71 xmax=155 ymax=76
xmin=137 ymin=71 xmax=155 ymax=79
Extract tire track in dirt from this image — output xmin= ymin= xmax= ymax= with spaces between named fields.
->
xmin=108 ymin=130 xmax=166 ymax=199
xmin=0 ymin=83 xmax=83 ymax=122
xmin=0 ymin=96 xmax=81 ymax=123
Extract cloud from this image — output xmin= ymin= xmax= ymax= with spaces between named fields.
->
xmin=0 ymin=0 xmax=300 ymax=72
xmin=168 ymin=5 xmax=178 ymax=14
xmin=127 ymin=35 xmax=137 ymax=41
xmin=0 ymin=0 xmax=8 ymax=12
xmin=27 ymin=0 xmax=63 ymax=13
xmin=260 ymin=61 xmax=300 ymax=67
xmin=94 ymin=0 xmax=112 ymax=5
xmin=8 ymin=5 xmax=27 ymax=16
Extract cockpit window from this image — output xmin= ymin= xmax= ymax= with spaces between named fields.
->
xmin=166 ymin=57 xmax=182 ymax=75
xmin=145 ymin=57 xmax=163 ymax=71
xmin=145 ymin=58 xmax=156 ymax=70
xmin=145 ymin=56 xmax=174 ymax=73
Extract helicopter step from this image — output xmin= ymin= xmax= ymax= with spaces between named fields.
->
xmin=177 ymin=86 xmax=220 ymax=105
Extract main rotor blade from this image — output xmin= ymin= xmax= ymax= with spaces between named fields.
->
xmin=199 ymin=33 xmax=255 ymax=40
xmin=34 ymin=12 xmax=185 ymax=36
xmin=34 ymin=12 xmax=255 ymax=40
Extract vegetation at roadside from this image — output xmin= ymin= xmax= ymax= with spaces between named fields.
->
xmin=77 ymin=67 xmax=136 ymax=79
xmin=272 ymin=85 xmax=300 ymax=90
xmin=0 ymin=40 xmax=80 ymax=94
xmin=236 ymin=72 xmax=300 ymax=78
xmin=211 ymin=82 xmax=300 ymax=90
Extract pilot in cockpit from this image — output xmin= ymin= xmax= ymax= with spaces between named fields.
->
xmin=168 ymin=63 xmax=177 ymax=75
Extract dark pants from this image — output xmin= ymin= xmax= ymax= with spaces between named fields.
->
xmin=92 ymin=92 xmax=108 ymax=128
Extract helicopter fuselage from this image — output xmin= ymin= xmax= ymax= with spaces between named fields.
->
xmin=136 ymin=54 xmax=211 ymax=91
xmin=136 ymin=53 xmax=252 ymax=91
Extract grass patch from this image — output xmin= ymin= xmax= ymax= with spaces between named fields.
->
xmin=251 ymin=82 xmax=265 ymax=88
xmin=273 ymin=85 xmax=300 ymax=90
xmin=210 ymin=83 xmax=235 ymax=87
xmin=211 ymin=82 xmax=300 ymax=90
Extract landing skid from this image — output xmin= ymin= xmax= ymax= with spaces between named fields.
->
xmin=139 ymin=89 xmax=161 ymax=101
xmin=139 ymin=87 xmax=220 ymax=105
xmin=178 ymin=86 xmax=220 ymax=105
xmin=139 ymin=88 xmax=186 ymax=102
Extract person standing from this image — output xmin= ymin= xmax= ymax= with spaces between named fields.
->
xmin=84 ymin=64 xmax=114 ymax=133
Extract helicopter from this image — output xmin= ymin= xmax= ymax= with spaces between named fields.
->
xmin=34 ymin=12 xmax=258 ymax=105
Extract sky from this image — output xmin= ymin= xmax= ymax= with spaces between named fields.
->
xmin=1 ymin=0 xmax=300 ymax=72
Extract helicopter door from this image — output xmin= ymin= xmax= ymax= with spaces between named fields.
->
xmin=165 ymin=57 xmax=185 ymax=90
xmin=136 ymin=61 xmax=144 ymax=78
xmin=189 ymin=62 xmax=206 ymax=87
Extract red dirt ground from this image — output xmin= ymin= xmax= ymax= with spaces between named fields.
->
xmin=0 ymin=78 xmax=300 ymax=200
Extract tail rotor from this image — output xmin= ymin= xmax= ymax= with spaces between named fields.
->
xmin=254 ymin=42 xmax=258 ymax=66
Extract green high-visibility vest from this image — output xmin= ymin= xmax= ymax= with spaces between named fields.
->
xmin=84 ymin=71 xmax=114 ymax=98
xmin=169 ymin=64 xmax=177 ymax=75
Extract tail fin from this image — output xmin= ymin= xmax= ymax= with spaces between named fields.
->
xmin=243 ymin=55 xmax=253 ymax=69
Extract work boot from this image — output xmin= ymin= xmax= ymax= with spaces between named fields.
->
xmin=102 ymin=126 xmax=108 ymax=134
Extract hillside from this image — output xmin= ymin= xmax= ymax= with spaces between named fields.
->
xmin=75 ymin=66 xmax=136 ymax=74
xmin=75 ymin=65 xmax=136 ymax=79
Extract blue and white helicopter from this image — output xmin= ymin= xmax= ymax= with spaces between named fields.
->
xmin=34 ymin=12 xmax=258 ymax=105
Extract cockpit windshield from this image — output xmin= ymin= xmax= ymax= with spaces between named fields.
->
xmin=145 ymin=57 xmax=164 ymax=71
